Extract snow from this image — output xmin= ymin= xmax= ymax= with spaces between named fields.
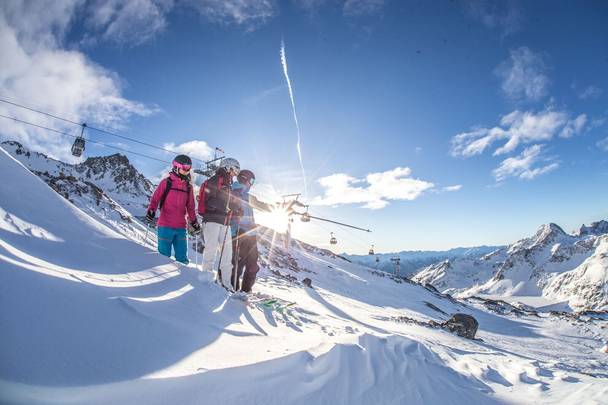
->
xmin=1 ymin=145 xmax=608 ymax=404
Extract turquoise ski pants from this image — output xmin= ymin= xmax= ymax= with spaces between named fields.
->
xmin=157 ymin=226 xmax=188 ymax=264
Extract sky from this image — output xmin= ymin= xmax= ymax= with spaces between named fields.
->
xmin=1 ymin=0 xmax=607 ymax=254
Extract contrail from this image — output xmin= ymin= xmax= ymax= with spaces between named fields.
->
xmin=280 ymin=38 xmax=307 ymax=197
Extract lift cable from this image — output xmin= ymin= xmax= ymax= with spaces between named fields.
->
xmin=0 ymin=98 xmax=207 ymax=164
xmin=0 ymin=113 xmax=171 ymax=164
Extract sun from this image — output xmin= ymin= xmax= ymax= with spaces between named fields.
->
xmin=255 ymin=206 xmax=291 ymax=234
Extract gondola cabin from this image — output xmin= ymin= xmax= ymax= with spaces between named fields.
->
xmin=71 ymin=137 xmax=85 ymax=157
xmin=329 ymin=232 xmax=337 ymax=245
xmin=71 ymin=123 xmax=87 ymax=157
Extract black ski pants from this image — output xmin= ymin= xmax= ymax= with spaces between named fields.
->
xmin=231 ymin=233 xmax=260 ymax=292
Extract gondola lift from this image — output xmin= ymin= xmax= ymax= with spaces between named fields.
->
xmin=301 ymin=207 xmax=311 ymax=222
xmin=329 ymin=232 xmax=337 ymax=245
xmin=71 ymin=123 xmax=87 ymax=157
xmin=368 ymin=244 xmax=375 ymax=255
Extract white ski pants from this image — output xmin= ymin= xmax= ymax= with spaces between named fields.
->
xmin=202 ymin=222 xmax=233 ymax=288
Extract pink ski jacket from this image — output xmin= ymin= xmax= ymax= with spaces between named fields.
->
xmin=148 ymin=172 xmax=196 ymax=229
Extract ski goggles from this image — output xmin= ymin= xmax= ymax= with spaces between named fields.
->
xmin=173 ymin=162 xmax=192 ymax=171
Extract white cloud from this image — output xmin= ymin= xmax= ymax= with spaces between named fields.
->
xmin=310 ymin=167 xmax=434 ymax=209
xmin=187 ymin=0 xmax=277 ymax=30
xmin=464 ymin=0 xmax=522 ymax=37
xmin=597 ymin=137 xmax=608 ymax=152
xmin=492 ymin=144 xmax=558 ymax=182
xmin=451 ymin=109 xmax=587 ymax=157
xmin=343 ymin=0 xmax=385 ymax=17
xmin=559 ymin=114 xmax=587 ymax=139
xmin=578 ymin=85 xmax=603 ymax=100
xmin=495 ymin=47 xmax=550 ymax=102
xmin=83 ymin=0 xmax=172 ymax=47
xmin=162 ymin=140 xmax=214 ymax=163
xmin=442 ymin=185 xmax=462 ymax=192
xmin=0 ymin=3 xmax=156 ymax=162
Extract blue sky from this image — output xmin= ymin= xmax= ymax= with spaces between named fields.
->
xmin=1 ymin=1 xmax=607 ymax=253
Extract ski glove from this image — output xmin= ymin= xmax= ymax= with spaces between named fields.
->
xmin=189 ymin=221 xmax=201 ymax=235
xmin=145 ymin=210 xmax=155 ymax=223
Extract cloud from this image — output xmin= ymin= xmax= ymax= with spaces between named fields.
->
xmin=578 ymin=85 xmax=603 ymax=100
xmin=162 ymin=140 xmax=214 ymax=163
xmin=463 ymin=0 xmax=522 ymax=37
xmin=495 ymin=47 xmax=550 ymax=102
xmin=343 ymin=0 xmax=385 ymax=17
xmin=492 ymin=144 xmax=558 ymax=182
xmin=310 ymin=167 xmax=434 ymax=209
xmin=597 ymin=137 xmax=608 ymax=152
xmin=83 ymin=0 xmax=172 ymax=47
xmin=451 ymin=109 xmax=587 ymax=157
xmin=559 ymin=113 xmax=587 ymax=139
xmin=187 ymin=0 xmax=277 ymax=31
xmin=0 ymin=2 xmax=156 ymax=162
xmin=442 ymin=185 xmax=462 ymax=192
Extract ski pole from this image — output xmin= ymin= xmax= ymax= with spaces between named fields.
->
xmin=195 ymin=233 xmax=199 ymax=271
xmin=144 ymin=222 xmax=150 ymax=247
xmin=216 ymin=211 xmax=233 ymax=287
xmin=232 ymin=221 xmax=241 ymax=291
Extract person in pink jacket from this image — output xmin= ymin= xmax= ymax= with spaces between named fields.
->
xmin=146 ymin=155 xmax=200 ymax=264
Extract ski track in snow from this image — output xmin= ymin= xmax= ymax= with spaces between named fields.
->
xmin=1 ymin=145 xmax=607 ymax=404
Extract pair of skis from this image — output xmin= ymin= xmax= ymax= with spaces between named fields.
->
xmin=231 ymin=292 xmax=296 ymax=313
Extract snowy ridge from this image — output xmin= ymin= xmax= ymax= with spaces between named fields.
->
xmin=344 ymin=245 xmax=503 ymax=277
xmin=413 ymin=220 xmax=608 ymax=310
xmin=1 ymin=144 xmax=608 ymax=404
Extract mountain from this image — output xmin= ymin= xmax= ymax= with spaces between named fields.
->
xmin=1 ymin=143 xmax=607 ymax=404
xmin=545 ymin=234 xmax=608 ymax=310
xmin=2 ymin=140 xmax=154 ymax=241
xmin=413 ymin=221 xmax=608 ymax=310
xmin=344 ymin=246 xmax=503 ymax=277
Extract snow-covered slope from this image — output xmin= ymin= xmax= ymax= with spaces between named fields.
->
xmin=413 ymin=221 xmax=607 ymax=310
xmin=2 ymin=140 xmax=153 ymax=242
xmin=345 ymin=245 xmax=503 ymax=276
xmin=1 ymin=145 xmax=607 ymax=404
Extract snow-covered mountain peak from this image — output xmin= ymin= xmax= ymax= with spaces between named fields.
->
xmin=577 ymin=220 xmax=608 ymax=236
xmin=77 ymin=153 xmax=154 ymax=197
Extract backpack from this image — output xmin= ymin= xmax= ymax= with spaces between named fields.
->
xmin=159 ymin=176 xmax=191 ymax=209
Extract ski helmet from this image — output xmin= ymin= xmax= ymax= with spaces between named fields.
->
xmin=172 ymin=155 xmax=192 ymax=171
xmin=219 ymin=157 xmax=240 ymax=174
xmin=237 ymin=169 xmax=255 ymax=185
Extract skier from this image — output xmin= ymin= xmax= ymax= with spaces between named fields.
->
xmin=146 ymin=155 xmax=200 ymax=264
xmin=230 ymin=169 xmax=273 ymax=293
xmin=198 ymin=157 xmax=240 ymax=288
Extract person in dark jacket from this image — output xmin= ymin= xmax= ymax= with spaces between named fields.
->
xmin=146 ymin=155 xmax=200 ymax=264
xmin=230 ymin=169 xmax=273 ymax=292
xmin=198 ymin=157 xmax=240 ymax=288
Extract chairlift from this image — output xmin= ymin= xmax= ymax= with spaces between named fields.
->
xmin=71 ymin=123 xmax=87 ymax=157
xmin=329 ymin=232 xmax=337 ymax=245
xmin=368 ymin=244 xmax=375 ymax=255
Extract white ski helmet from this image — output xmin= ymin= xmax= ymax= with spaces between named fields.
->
xmin=219 ymin=157 xmax=240 ymax=174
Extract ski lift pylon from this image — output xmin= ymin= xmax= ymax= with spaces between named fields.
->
xmin=330 ymin=232 xmax=337 ymax=245
xmin=71 ymin=123 xmax=87 ymax=157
